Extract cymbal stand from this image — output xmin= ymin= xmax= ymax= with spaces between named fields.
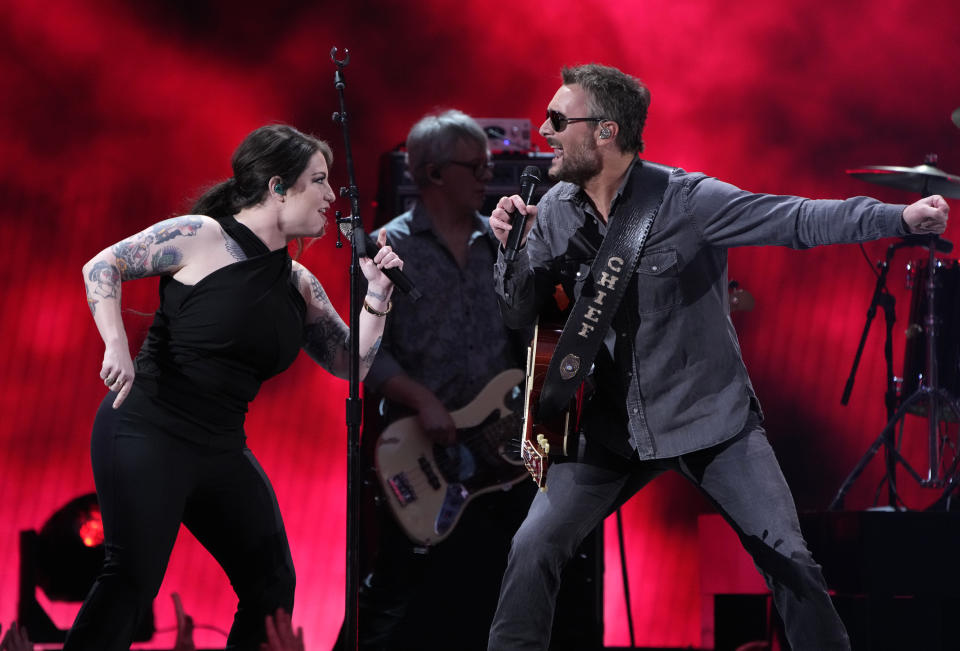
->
xmin=831 ymin=233 xmax=960 ymax=511
xmin=839 ymin=242 xmax=900 ymax=506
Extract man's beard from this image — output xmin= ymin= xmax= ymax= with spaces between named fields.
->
xmin=548 ymin=136 xmax=602 ymax=186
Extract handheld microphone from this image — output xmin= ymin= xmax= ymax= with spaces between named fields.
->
xmin=339 ymin=221 xmax=423 ymax=301
xmin=504 ymin=165 xmax=542 ymax=262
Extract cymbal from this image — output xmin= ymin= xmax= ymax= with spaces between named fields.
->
xmin=846 ymin=164 xmax=960 ymax=198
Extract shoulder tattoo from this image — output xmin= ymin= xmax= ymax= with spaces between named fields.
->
xmin=152 ymin=216 xmax=204 ymax=243
xmin=224 ymin=235 xmax=245 ymax=261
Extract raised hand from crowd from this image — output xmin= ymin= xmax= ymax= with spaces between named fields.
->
xmin=259 ymin=609 xmax=304 ymax=651
xmin=0 ymin=623 xmax=34 ymax=651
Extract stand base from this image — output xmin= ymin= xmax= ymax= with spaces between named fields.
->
xmin=830 ymin=386 xmax=960 ymax=510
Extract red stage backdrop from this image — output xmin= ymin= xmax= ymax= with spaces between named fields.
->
xmin=1 ymin=0 xmax=958 ymax=648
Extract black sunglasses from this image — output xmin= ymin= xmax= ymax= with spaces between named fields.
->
xmin=546 ymin=109 xmax=608 ymax=133
xmin=444 ymin=158 xmax=495 ymax=179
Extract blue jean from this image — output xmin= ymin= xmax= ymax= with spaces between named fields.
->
xmin=487 ymin=413 xmax=849 ymax=651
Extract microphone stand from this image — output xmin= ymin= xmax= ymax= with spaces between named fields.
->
xmin=330 ymin=46 xmax=364 ymax=651
xmin=839 ymin=243 xmax=899 ymax=506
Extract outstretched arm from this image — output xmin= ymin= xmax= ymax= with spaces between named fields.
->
xmin=81 ymin=215 xmax=211 ymax=408
xmin=902 ymin=194 xmax=950 ymax=234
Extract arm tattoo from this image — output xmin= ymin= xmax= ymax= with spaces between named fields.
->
xmin=151 ymin=246 xmax=182 ymax=273
xmin=308 ymin=274 xmax=329 ymax=303
xmin=224 ymin=235 xmax=245 ymax=261
xmin=153 ymin=216 xmax=203 ymax=243
xmin=362 ymin=336 xmax=382 ymax=366
xmin=111 ymin=217 xmax=205 ymax=279
xmin=366 ymin=287 xmax=388 ymax=301
xmin=87 ymin=260 xmax=120 ymax=299
xmin=85 ymin=283 xmax=98 ymax=316
xmin=111 ymin=234 xmax=152 ymax=279
xmin=304 ymin=314 xmax=348 ymax=369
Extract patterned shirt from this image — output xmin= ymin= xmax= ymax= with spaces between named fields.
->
xmin=365 ymin=202 xmax=521 ymax=413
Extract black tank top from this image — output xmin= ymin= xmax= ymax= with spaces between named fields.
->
xmin=132 ymin=216 xmax=306 ymax=447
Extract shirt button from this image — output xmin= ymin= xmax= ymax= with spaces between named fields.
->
xmin=632 ymin=407 xmax=639 ymax=414
xmin=651 ymin=265 xmax=658 ymax=272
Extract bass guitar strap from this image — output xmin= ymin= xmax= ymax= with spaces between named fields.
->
xmin=537 ymin=160 xmax=673 ymax=421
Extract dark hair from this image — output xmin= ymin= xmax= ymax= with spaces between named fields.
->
xmin=561 ymin=64 xmax=651 ymax=154
xmin=192 ymin=124 xmax=333 ymax=219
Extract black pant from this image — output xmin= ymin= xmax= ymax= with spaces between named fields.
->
xmin=64 ymin=390 xmax=295 ymax=651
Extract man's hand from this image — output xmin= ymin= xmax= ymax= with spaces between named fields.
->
xmin=490 ymin=195 xmax=538 ymax=250
xmin=902 ymin=194 xmax=949 ymax=234
xmin=416 ymin=392 xmax=457 ymax=446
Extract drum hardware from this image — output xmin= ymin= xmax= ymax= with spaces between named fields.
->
xmin=846 ymin=154 xmax=960 ymax=199
xmin=831 ymin=157 xmax=960 ymax=510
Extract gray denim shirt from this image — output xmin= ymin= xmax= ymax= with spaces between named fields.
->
xmin=495 ymin=159 xmax=907 ymax=460
xmin=365 ymin=203 xmax=520 ymax=413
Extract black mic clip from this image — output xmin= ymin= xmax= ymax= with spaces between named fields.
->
xmin=335 ymin=211 xmax=350 ymax=249
xmin=338 ymin=219 xmax=423 ymax=301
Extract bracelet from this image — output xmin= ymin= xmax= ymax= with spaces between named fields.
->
xmin=363 ymin=299 xmax=392 ymax=317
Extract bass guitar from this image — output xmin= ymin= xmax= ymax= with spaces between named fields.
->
xmin=374 ymin=369 xmax=528 ymax=545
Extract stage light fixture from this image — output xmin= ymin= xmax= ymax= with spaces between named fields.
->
xmin=18 ymin=492 xmax=154 ymax=643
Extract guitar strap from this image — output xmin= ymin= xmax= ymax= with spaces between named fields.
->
xmin=537 ymin=160 xmax=673 ymax=422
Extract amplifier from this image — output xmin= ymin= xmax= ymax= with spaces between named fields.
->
xmin=475 ymin=117 xmax=534 ymax=152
